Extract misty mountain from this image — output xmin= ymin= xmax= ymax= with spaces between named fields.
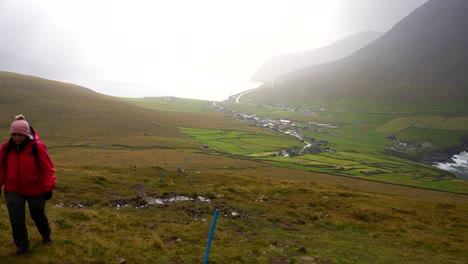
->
xmin=250 ymin=31 xmax=383 ymax=83
xmin=242 ymin=0 xmax=468 ymax=108
xmin=0 ymin=50 xmax=99 ymax=82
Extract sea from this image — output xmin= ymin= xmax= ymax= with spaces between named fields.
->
xmin=434 ymin=151 xmax=468 ymax=180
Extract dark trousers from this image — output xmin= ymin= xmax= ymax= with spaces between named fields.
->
xmin=5 ymin=192 xmax=51 ymax=248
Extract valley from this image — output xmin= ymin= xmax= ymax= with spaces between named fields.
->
xmin=0 ymin=74 xmax=466 ymax=263
xmin=0 ymin=1 xmax=467 ymax=262
xmin=210 ymin=99 xmax=468 ymax=194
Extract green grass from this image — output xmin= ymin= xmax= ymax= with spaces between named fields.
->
xmin=178 ymin=124 xmax=467 ymax=193
xmin=120 ymin=97 xmax=217 ymax=113
xmin=180 ymin=127 xmax=304 ymax=155
xmin=378 ymin=116 xmax=468 ymax=134
xmin=396 ymin=127 xmax=468 ymax=148
xmin=1 ymin=161 xmax=466 ymax=263
xmin=204 ymin=101 xmax=468 ymax=193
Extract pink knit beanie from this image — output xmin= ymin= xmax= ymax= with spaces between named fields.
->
xmin=10 ymin=115 xmax=31 ymax=137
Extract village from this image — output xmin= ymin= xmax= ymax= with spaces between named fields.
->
xmin=212 ymin=101 xmax=433 ymax=158
xmin=212 ymin=102 xmax=337 ymax=157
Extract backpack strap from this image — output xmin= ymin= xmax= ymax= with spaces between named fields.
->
xmin=31 ymin=141 xmax=39 ymax=165
xmin=2 ymin=141 xmax=39 ymax=168
xmin=2 ymin=145 xmax=8 ymax=167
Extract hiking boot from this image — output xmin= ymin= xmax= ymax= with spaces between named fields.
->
xmin=14 ymin=246 xmax=28 ymax=255
xmin=43 ymin=236 xmax=52 ymax=245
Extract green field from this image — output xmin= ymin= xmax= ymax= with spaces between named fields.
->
xmin=180 ymin=124 xmax=467 ymax=193
xmin=121 ymin=97 xmax=218 ymax=113
xmin=377 ymin=116 xmax=468 ymax=134
xmin=180 ymin=128 xmax=303 ymax=155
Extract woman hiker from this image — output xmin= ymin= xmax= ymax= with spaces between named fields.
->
xmin=0 ymin=114 xmax=56 ymax=255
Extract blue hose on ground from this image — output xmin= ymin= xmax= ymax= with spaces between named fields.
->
xmin=204 ymin=208 xmax=220 ymax=264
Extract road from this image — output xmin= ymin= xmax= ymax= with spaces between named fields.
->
xmin=235 ymin=81 xmax=274 ymax=104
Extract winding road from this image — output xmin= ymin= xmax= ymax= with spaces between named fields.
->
xmin=235 ymin=81 xmax=274 ymax=104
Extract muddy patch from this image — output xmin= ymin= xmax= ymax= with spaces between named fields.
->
xmin=108 ymin=197 xmax=148 ymax=209
xmin=134 ymin=184 xmax=212 ymax=205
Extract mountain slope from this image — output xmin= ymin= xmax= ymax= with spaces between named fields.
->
xmin=243 ymin=0 xmax=468 ymax=110
xmin=0 ymin=72 xmax=181 ymax=142
xmin=250 ymin=31 xmax=383 ymax=83
xmin=0 ymin=71 xmax=253 ymax=148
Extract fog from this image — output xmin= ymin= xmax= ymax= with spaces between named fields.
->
xmin=0 ymin=0 xmax=427 ymax=101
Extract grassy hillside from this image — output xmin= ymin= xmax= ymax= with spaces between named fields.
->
xmin=0 ymin=72 xmax=251 ymax=146
xmin=0 ymin=139 xmax=466 ymax=263
xmin=0 ymin=73 xmax=466 ymax=263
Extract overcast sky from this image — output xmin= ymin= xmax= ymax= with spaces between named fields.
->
xmin=0 ymin=0 xmax=427 ymax=101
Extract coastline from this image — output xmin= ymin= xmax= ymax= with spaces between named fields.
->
xmin=417 ymin=142 xmax=468 ymax=180
xmin=434 ymin=151 xmax=468 ymax=180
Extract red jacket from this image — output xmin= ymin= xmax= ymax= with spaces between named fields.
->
xmin=0 ymin=128 xmax=56 ymax=196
